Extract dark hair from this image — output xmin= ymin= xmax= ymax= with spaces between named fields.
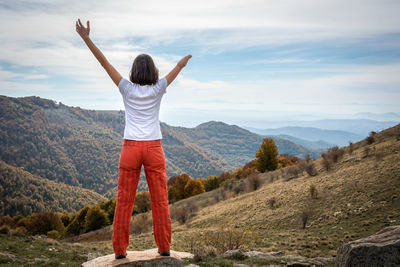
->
xmin=129 ymin=54 xmax=159 ymax=85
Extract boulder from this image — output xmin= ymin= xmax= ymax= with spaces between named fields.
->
xmin=81 ymin=248 xmax=193 ymax=267
xmin=336 ymin=225 xmax=400 ymax=267
xmin=222 ymin=249 xmax=248 ymax=260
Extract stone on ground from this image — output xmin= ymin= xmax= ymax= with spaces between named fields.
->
xmin=335 ymin=225 xmax=400 ymax=267
xmin=81 ymin=248 xmax=193 ymax=267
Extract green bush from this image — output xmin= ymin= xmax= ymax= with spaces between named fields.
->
xmin=47 ymin=229 xmax=61 ymax=240
xmin=84 ymin=206 xmax=108 ymax=232
xmin=26 ymin=211 xmax=64 ymax=235
xmin=0 ymin=224 xmax=10 ymax=235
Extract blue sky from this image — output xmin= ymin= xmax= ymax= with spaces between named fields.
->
xmin=0 ymin=0 xmax=400 ymax=127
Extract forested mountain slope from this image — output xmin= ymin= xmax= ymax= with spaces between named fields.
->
xmin=0 ymin=95 xmax=319 ymax=199
xmin=0 ymin=161 xmax=106 ymax=217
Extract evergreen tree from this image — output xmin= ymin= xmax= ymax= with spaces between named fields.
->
xmin=256 ymin=138 xmax=278 ymax=172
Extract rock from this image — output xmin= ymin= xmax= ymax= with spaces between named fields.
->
xmin=86 ymin=252 xmax=104 ymax=261
xmin=244 ymin=250 xmax=285 ymax=258
xmin=222 ymin=249 xmax=248 ymax=260
xmin=233 ymin=264 xmax=250 ymax=267
xmin=336 ymin=225 xmax=400 ymax=267
xmin=286 ymin=262 xmax=310 ymax=267
xmin=81 ymin=248 xmax=193 ymax=267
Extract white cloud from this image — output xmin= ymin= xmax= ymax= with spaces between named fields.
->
xmin=0 ymin=0 xmax=399 ymax=120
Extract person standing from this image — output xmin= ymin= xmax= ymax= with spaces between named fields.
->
xmin=76 ymin=18 xmax=191 ymax=259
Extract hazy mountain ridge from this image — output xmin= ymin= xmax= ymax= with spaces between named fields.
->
xmin=246 ymin=126 xmax=364 ymax=147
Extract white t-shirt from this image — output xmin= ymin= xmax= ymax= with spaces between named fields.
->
xmin=118 ymin=77 xmax=168 ymax=140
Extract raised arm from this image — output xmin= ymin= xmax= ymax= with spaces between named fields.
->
xmin=75 ymin=19 xmax=122 ymax=86
xmin=165 ymin=55 xmax=192 ymax=86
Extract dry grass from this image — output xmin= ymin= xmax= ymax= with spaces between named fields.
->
xmin=73 ymin=123 xmax=400 ymax=259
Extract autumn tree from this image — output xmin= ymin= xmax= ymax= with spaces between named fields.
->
xmin=256 ymin=138 xmax=278 ymax=172
xmin=167 ymin=174 xmax=191 ymax=202
xmin=184 ymin=178 xmax=205 ymax=198
xmin=203 ymin=175 xmax=219 ymax=191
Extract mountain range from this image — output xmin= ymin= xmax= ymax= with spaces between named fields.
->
xmin=0 ymin=95 xmax=320 ymax=216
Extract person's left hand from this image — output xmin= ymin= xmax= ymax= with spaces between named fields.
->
xmin=177 ymin=55 xmax=192 ymax=68
xmin=76 ymin=18 xmax=90 ymax=39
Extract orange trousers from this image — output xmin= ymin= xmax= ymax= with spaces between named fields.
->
xmin=112 ymin=139 xmax=171 ymax=255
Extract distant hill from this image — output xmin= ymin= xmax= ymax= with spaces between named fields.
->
xmin=245 ymin=126 xmax=364 ymax=147
xmin=270 ymin=134 xmax=334 ymax=150
xmin=169 ymin=121 xmax=321 ymax=167
xmin=246 ymin=119 xmax=398 ymax=137
xmin=0 ymin=161 xmax=106 ymax=217
xmin=0 ymin=95 xmax=319 ymax=201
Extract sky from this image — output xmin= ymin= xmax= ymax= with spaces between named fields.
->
xmin=0 ymin=0 xmax=400 ymax=128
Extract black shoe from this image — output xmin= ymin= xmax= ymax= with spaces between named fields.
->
xmin=157 ymin=250 xmax=170 ymax=256
xmin=115 ymin=252 xmax=127 ymax=259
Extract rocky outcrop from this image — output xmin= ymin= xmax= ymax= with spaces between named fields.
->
xmin=81 ymin=248 xmax=193 ymax=267
xmin=336 ymin=225 xmax=400 ymax=267
xmin=221 ymin=249 xmax=335 ymax=266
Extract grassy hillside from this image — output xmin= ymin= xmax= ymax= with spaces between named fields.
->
xmin=71 ymin=123 xmax=400 ymax=260
xmin=0 ymin=161 xmax=106 ymax=217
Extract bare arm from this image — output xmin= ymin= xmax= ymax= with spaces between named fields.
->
xmin=76 ymin=19 xmax=122 ymax=86
xmin=165 ymin=55 xmax=192 ymax=86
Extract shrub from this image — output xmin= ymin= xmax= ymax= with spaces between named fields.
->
xmin=130 ymin=213 xmax=152 ymax=234
xmin=300 ymin=210 xmax=312 ymax=229
xmin=192 ymin=246 xmax=217 ymax=262
xmin=133 ymin=191 xmax=151 ymax=214
xmin=170 ymin=205 xmax=190 ymax=224
xmin=305 ymin=163 xmax=318 ymax=176
xmin=65 ymin=206 xmax=89 ymax=236
xmin=321 ymin=153 xmax=331 ymax=171
xmin=26 ymin=212 xmax=64 ymax=235
xmin=246 ymin=173 xmax=264 ymax=191
xmin=348 ymin=141 xmax=354 ymax=155
xmin=0 ymin=215 xmax=14 ymax=228
xmin=202 ymin=226 xmax=255 ymax=254
xmin=105 ymin=198 xmax=116 ymax=223
xmin=185 ymin=200 xmax=199 ymax=215
xmin=327 ymin=146 xmax=344 ymax=163
xmin=217 ymin=172 xmax=233 ymax=185
xmin=84 ymin=206 xmax=108 ymax=232
xmin=13 ymin=214 xmax=24 ymax=224
xmin=256 ymin=138 xmax=279 ymax=173
xmin=366 ymin=131 xmax=376 ymax=145
xmin=16 ymin=217 xmax=30 ymax=228
xmin=47 ymin=229 xmax=61 ymax=240
xmin=60 ymin=213 xmax=72 ymax=227
xmin=232 ymin=180 xmax=248 ymax=195
xmin=309 ymin=184 xmax=318 ymax=199
xmin=0 ymin=224 xmax=10 ymax=234
xmin=213 ymin=188 xmax=227 ymax=203
xmin=296 ymin=161 xmax=307 ymax=174
xmin=283 ymin=165 xmax=299 ymax=181
xmin=268 ymin=197 xmax=276 ymax=209
xmin=11 ymin=226 xmax=27 ymax=237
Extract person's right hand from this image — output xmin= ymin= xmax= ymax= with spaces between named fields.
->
xmin=177 ymin=55 xmax=192 ymax=68
xmin=76 ymin=18 xmax=90 ymax=39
